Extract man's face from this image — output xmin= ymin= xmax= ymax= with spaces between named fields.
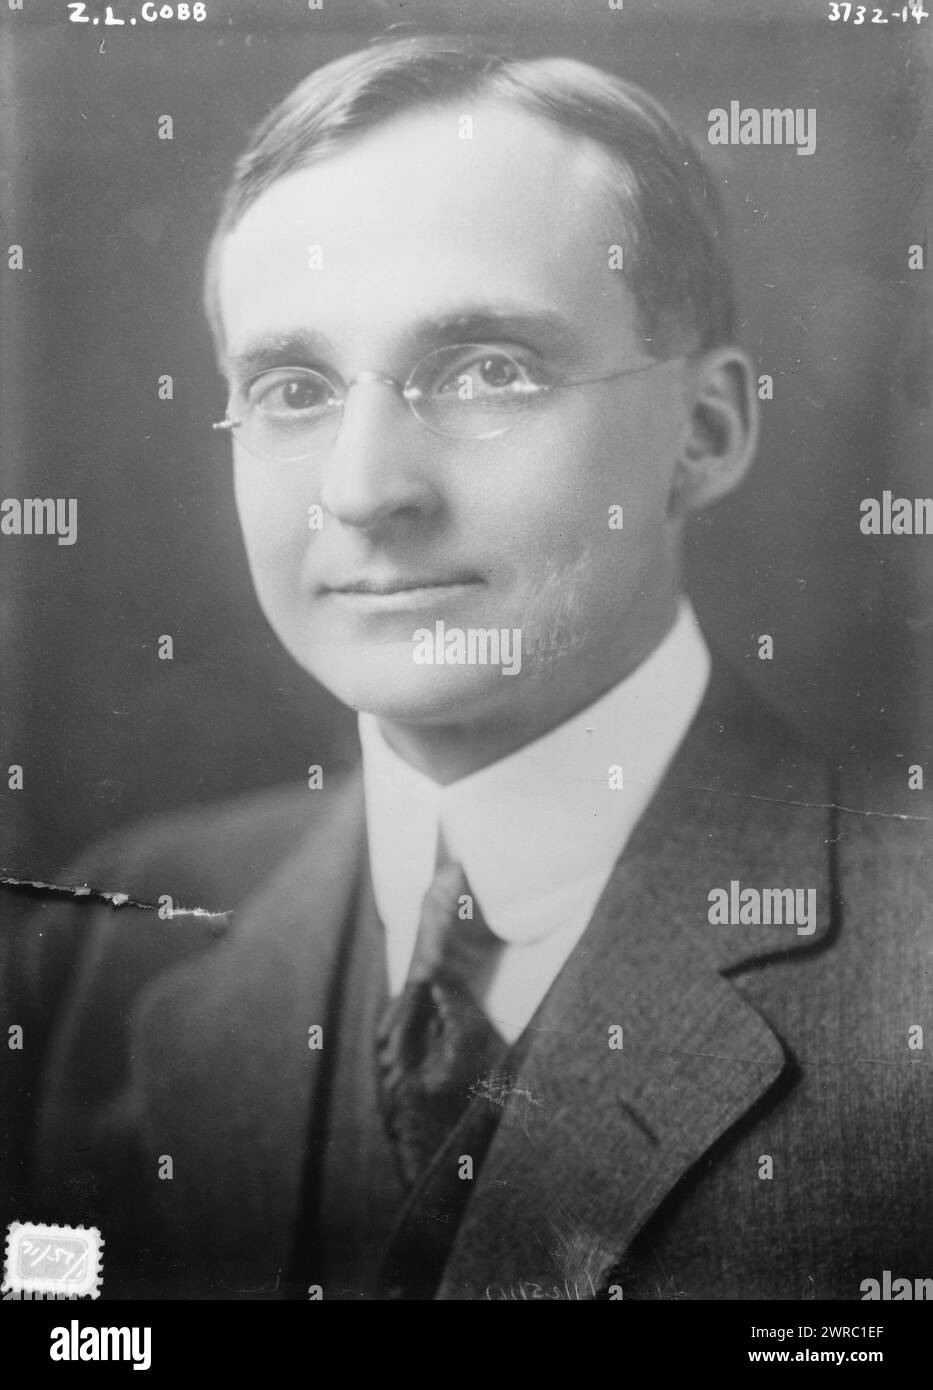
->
xmin=216 ymin=100 xmax=691 ymax=737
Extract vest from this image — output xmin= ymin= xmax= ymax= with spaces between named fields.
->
xmin=302 ymin=865 xmax=406 ymax=1299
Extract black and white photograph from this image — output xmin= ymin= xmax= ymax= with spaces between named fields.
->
xmin=1 ymin=0 xmax=932 ymax=1342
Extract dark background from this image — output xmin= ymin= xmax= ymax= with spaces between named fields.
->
xmin=1 ymin=0 xmax=931 ymax=879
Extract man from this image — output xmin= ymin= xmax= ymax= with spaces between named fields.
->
xmin=4 ymin=34 xmax=931 ymax=1301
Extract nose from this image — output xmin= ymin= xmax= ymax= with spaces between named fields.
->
xmin=318 ymin=376 xmax=443 ymax=531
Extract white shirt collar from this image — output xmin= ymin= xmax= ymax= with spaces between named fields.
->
xmin=360 ymin=598 xmax=711 ymax=994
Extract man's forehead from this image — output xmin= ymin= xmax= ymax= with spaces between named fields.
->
xmin=216 ymin=97 xmax=637 ymax=362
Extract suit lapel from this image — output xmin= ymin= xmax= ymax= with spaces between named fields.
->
xmin=438 ymin=670 xmax=835 ymax=1298
xmin=133 ymin=771 xmax=366 ymax=1292
xmin=132 ymin=665 xmax=834 ymax=1298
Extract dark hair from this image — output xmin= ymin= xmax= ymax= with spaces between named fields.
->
xmin=203 ymin=33 xmax=736 ymax=363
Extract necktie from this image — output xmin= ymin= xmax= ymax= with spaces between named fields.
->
xmin=376 ymin=856 xmax=507 ymax=1188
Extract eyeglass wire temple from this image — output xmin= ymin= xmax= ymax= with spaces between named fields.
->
xmin=209 ymin=352 xmax=686 ymax=449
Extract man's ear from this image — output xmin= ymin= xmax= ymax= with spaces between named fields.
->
xmin=668 ymin=346 xmax=760 ymax=517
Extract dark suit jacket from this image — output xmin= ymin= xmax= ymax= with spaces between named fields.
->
xmin=4 ymin=664 xmax=932 ymax=1299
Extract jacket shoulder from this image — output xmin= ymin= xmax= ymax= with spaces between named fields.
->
xmin=80 ymin=778 xmax=345 ymax=915
xmin=3 ymin=773 xmax=362 ymax=1044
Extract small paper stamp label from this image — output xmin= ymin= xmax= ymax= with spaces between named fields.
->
xmin=3 ymin=1222 xmax=103 ymax=1300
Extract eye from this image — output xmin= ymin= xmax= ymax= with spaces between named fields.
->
xmin=427 ymin=347 xmax=541 ymax=400
xmin=474 ymin=353 xmax=523 ymax=391
xmin=245 ymin=368 xmax=337 ymax=419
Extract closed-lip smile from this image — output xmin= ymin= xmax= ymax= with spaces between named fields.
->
xmin=321 ymin=574 xmax=484 ymax=596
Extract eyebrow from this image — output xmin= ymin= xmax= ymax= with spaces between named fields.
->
xmin=225 ymin=329 xmax=335 ymax=384
xmin=224 ymin=304 xmax=584 ymax=383
xmin=413 ymin=306 xmax=582 ymax=355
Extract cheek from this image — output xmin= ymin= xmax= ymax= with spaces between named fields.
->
xmin=493 ymin=400 xmax=669 ymax=569
xmin=486 ymin=403 xmax=675 ymax=659
xmin=233 ymin=459 xmax=312 ymax=597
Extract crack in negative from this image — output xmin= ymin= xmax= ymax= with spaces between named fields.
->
xmin=0 ymin=871 xmax=233 ymax=922
xmin=686 ymin=787 xmax=931 ymax=823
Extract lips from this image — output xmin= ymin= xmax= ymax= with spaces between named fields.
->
xmin=320 ymin=574 xmax=484 ymax=596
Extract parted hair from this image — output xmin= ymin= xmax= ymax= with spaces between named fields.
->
xmin=203 ymin=32 xmax=736 ymax=364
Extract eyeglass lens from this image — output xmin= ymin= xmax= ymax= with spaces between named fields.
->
xmin=227 ymin=344 xmax=545 ymax=458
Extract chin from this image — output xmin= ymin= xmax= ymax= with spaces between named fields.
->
xmin=295 ymin=641 xmax=520 ymax=727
